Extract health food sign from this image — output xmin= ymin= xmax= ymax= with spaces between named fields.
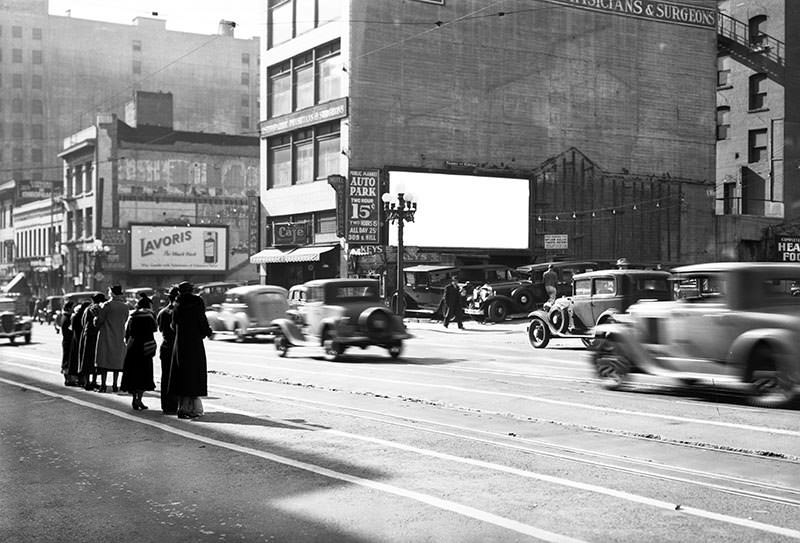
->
xmin=346 ymin=169 xmax=381 ymax=245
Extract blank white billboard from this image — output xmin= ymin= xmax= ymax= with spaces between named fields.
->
xmin=388 ymin=171 xmax=529 ymax=249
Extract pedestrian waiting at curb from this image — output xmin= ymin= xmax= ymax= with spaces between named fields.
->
xmin=167 ymin=281 xmax=213 ymax=419
xmin=79 ymin=292 xmax=105 ymax=391
xmin=59 ymin=301 xmax=75 ymax=385
xmin=94 ymin=284 xmax=129 ymax=393
xmin=156 ymin=286 xmax=180 ymax=415
xmin=442 ymin=275 xmax=465 ymax=330
xmin=121 ymin=295 xmax=158 ymax=411
xmin=66 ymin=300 xmax=90 ymax=386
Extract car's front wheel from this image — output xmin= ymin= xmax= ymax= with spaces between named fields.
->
xmin=527 ymin=317 xmax=550 ymax=349
xmin=485 ymin=300 xmax=508 ymax=323
xmin=274 ymin=334 xmax=289 ymax=358
xmin=593 ymin=347 xmax=630 ymax=390
xmin=322 ymin=329 xmax=344 ymax=361
xmin=748 ymin=345 xmax=797 ymax=408
xmin=388 ymin=342 xmax=403 ymax=359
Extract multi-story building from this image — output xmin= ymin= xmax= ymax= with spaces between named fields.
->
xmin=255 ymin=0 xmax=718 ymax=290
xmin=0 ymin=0 xmax=260 ymax=286
xmin=59 ymin=92 xmax=260 ymax=292
xmin=11 ymin=197 xmax=62 ymax=298
xmin=715 ymin=0 xmax=800 ymax=261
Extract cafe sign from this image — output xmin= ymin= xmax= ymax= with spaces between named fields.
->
xmin=273 ymin=221 xmax=312 ymax=246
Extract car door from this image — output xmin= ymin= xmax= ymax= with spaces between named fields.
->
xmin=590 ymin=276 xmax=618 ymax=324
xmin=571 ymin=278 xmax=593 ymax=329
xmin=302 ymin=286 xmax=325 ymax=337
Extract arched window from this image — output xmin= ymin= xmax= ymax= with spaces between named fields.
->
xmin=749 ymin=15 xmax=767 ymax=48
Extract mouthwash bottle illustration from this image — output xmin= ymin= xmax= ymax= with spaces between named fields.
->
xmin=204 ymin=231 xmax=218 ymax=264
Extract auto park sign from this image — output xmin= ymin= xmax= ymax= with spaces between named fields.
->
xmin=777 ymin=235 xmax=800 ymax=262
xmin=346 ymin=169 xmax=381 ymax=245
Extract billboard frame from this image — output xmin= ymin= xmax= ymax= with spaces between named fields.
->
xmin=128 ymin=223 xmax=229 ymax=274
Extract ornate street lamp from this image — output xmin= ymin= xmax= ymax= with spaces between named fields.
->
xmin=381 ymin=190 xmax=417 ymax=315
xmin=88 ymin=239 xmax=111 ymax=290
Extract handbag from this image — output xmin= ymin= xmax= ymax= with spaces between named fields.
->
xmin=142 ymin=339 xmax=157 ymax=358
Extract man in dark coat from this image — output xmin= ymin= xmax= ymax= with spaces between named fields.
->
xmin=66 ymin=301 xmax=90 ymax=386
xmin=156 ymin=287 xmax=180 ymax=415
xmin=441 ymin=275 xmax=465 ymax=329
xmin=167 ymin=281 xmax=213 ymax=419
xmin=79 ymin=292 xmax=106 ymax=390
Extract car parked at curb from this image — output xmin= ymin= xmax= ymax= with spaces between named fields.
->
xmin=527 ymin=268 xmax=672 ymax=349
xmin=0 ymin=296 xmax=33 ymax=344
xmin=463 ymin=265 xmax=537 ymax=323
xmin=515 ymin=261 xmax=601 ymax=306
xmin=591 ymin=262 xmax=800 ymax=407
xmin=271 ymin=278 xmax=411 ymax=360
xmin=206 ymin=285 xmax=288 ymax=341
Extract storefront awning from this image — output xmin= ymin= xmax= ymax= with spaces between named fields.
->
xmin=1 ymin=272 xmax=29 ymax=294
xmin=285 ymin=245 xmax=336 ymax=262
xmin=250 ymin=248 xmax=291 ymax=265
xmin=250 ymin=245 xmax=337 ymax=265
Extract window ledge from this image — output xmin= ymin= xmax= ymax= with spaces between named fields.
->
xmin=717 ymin=85 xmax=733 ymax=91
xmin=748 ymin=107 xmax=770 ymax=113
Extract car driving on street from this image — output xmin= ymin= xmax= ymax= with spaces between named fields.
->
xmin=592 ymin=262 xmax=800 ymax=407
xmin=0 ymin=296 xmax=33 ymax=344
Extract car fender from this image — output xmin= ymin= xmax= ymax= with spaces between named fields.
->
xmin=526 ymin=309 xmax=558 ymax=335
xmin=593 ymin=322 xmax=655 ymax=372
xmin=594 ymin=309 xmax=619 ymax=327
xmin=527 ymin=308 xmax=549 ymax=320
xmin=480 ymin=294 xmax=514 ymax=309
xmin=509 ymin=286 xmax=535 ymax=310
xmin=729 ymin=328 xmax=800 ymax=381
xmin=270 ymin=318 xmax=307 ymax=345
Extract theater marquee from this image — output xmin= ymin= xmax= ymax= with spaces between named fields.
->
xmin=545 ymin=0 xmax=716 ymax=29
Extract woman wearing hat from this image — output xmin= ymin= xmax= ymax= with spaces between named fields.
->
xmin=167 ymin=281 xmax=213 ymax=419
xmin=121 ymin=294 xmax=158 ymax=410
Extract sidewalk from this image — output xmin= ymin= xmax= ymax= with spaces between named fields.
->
xmin=404 ymin=316 xmax=529 ymax=334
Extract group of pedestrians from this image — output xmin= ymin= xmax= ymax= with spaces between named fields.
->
xmin=59 ymin=281 xmax=212 ymax=419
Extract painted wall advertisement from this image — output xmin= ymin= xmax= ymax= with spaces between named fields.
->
xmin=130 ymin=224 xmax=228 ymax=272
xmin=346 ymin=169 xmax=381 ymax=245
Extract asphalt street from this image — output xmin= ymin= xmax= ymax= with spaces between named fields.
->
xmin=1 ymin=320 xmax=799 ymax=543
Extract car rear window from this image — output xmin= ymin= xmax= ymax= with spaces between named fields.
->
xmin=593 ymin=278 xmax=615 ymax=295
xmin=331 ymin=285 xmax=380 ymax=300
xmin=637 ymin=277 xmax=669 ymax=292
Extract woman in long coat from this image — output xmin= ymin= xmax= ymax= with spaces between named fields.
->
xmin=79 ymin=293 xmax=105 ymax=391
xmin=59 ymin=301 xmax=75 ymax=386
xmin=67 ymin=301 xmax=90 ymax=386
xmin=121 ymin=295 xmax=157 ymax=410
xmin=156 ymin=287 xmax=180 ymax=415
xmin=167 ymin=281 xmax=212 ymax=419
xmin=94 ymin=285 xmax=130 ymax=393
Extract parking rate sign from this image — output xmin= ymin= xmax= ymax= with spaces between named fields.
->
xmin=346 ymin=169 xmax=381 ymax=245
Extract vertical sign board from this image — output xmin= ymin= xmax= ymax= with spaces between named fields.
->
xmin=346 ymin=169 xmax=381 ymax=245
xmin=327 ymin=175 xmax=346 ymax=238
xmin=247 ymin=194 xmax=260 ymax=255
xmin=777 ymin=236 xmax=800 ymax=261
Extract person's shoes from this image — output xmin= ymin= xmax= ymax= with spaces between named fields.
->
xmin=132 ymin=399 xmax=141 ymax=411
xmin=458 ymin=325 xmax=465 ymax=330
xmin=443 ymin=323 xmax=449 ymax=328
xmin=177 ymin=413 xmax=192 ymax=419
xmin=137 ymin=401 xmax=149 ymax=410
xmin=98 ymin=385 xmax=107 ymax=393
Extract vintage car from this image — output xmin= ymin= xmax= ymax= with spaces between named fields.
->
xmin=0 ymin=296 xmax=33 ymax=344
xmin=592 ymin=262 xmax=800 ymax=407
xmin=463 ymin=266 xmax=538 ymax=322
xmin=37 ymin=295 xmax=63 ymax=324
xmin=527 ymin=269 xmax=672 ymax=349
xmin=271 ymin=278 xmax=411 ymax=360
xmin=206 ymin=285 xmax=288 ymax=341
xmin=516 ymin=261 xmax=601 ymax=306
xmin=196 ymin=281 xmax=239 ymax=307
xmin=398 ymin=265 xmax=460 ymax=317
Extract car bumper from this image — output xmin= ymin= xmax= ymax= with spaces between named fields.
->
xmin=336 ymin=332 xmax=412 ymax=347
xmin=464 ymin=307 xmax=484 ymax=316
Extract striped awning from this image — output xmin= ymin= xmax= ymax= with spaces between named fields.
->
xmin=250 ymin=246 xmax=337 ymax=265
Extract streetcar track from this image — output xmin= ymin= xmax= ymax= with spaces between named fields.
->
xmin=208 ymin=380 xmax=800 ymax=507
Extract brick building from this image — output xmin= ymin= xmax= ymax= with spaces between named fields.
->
xmin=256 ymin=0 xmax=718 ymax=288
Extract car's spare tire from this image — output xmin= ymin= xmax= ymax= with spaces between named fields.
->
xmin=548 ymin=306 xmax=569 ymax=334
xmin=359 ymin=307 xmax=393 ymax=339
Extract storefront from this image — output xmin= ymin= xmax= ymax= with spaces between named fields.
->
xmin=250 ymin=244 xmax=339 ymax=289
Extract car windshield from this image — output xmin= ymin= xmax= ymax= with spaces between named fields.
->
xmin=487 ymin=269 xmax=514 ymax=281
xmin=330 ymin=284 xmax=380 ymax=301
xmin=674 ymin=275 xmax=727 ymax=301
xmin=636 ymin=277 xmax=669 ymax=292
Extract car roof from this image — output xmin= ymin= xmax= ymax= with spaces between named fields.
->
xmin=124 ymin=287 xmax=154 ymax=293
xmin=403 ymin=265 xmax=459 ymax=272
xmin=288 ymin=284 xmax=307 ymax=291
xmin=573 ymin=269 xmax=671 ymax=280
xmin=63 ymin=291 xmax=101 ymax=300
xmin=225 ymin=285 xmax=288 ymax=296
xmin=517 ymin=261 xmax=599 ymax=272
xmin=304 ymin=278 xmax=379 ymax=288
xmin=197 ymin=281 xmax=239 ymax=288
xmin=672 ymin=262 xmax=800 ymax=274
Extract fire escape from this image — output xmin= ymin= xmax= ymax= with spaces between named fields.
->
xmin=717 ymin=11 xmax=785 ymax=84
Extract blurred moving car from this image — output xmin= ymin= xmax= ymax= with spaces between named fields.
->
xmin=37 ymin=295 xmax=63 ymax=324
xmin=287 ymin=284 xmax=308 ymax=324
xmin=0 ymin=296 xmax=33 ymax=344
xmin=592 ymin=262 xmax=800 ymax=407
xmin=528 ymin=269 xmax=672 ymax=349
xmin=271 ymin=279 xmax=411 ymax=360
xmin=124 ymin=287 xmax=155 ymax=308
xmin=197 ymin=281 xmax=239 ymax=307
xmin=206 ymin=285 xmax=288 ymax=341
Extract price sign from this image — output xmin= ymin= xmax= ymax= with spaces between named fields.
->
xmin=346 ymin=169 xmax=381 ymax=245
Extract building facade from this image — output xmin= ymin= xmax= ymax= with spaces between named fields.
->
xmin=715 ymin=0 xmax=800 ymax=261
xmin=59 ymin=92 xmax=260 ymax=293
xmin=0 ymin=0 xmax=261 ymax=285
xmin=256 ymin=0 xmax=718 ymax=289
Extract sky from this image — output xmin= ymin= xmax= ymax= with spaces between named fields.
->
xmin=47 ymin=0 xmax=264 ymax=39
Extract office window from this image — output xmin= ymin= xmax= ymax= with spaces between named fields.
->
xmin=317 ymin=0 xmax=339 ymax=24
xmin=12 ymin=48 xmax=22 ymax=63
xmin=294 ymin=130 xmax=313 ymax=183
xmin=294 ymin=55 xmax=314 ymax=109
xmin=269 ymin=0 xmax=293 ymax=47
xmin=32 ymin=50 xmax=42 ymax=64
xmin=75 ymin=210 xmax=84 ymax=240
xmin=241 ymin=116 xmax=250 ymax=129
xmin=31 ymin=148 xmax=42 ymax=163
xmin=31 ymin=99 xmax=43 ymax=114
xmin=83 ymin=162 xmax=92 ymax=193
xmin=296 ymin=0 xmax=315 ymax=35
xmin=31 ymin=124 xmax=43 ymax=139
xmin=133 ymin=60 xmax=141 ymax=74
xmin=241 ymin=52 xmax=250 ymax=64
xmin=32 ymin=74 xmax=42 ymax=89
xmin=85 ymin=208 xmax=93 ymax=238
xmin=315 ymin=212 xmax=336 ymax=234
xmin=716 ymin=106 xmax=730 ymax=140
xmin=67 ymin=211 xmax=74 ymax=240
xmin=241 ymin=94 xmax=250 ymax=107
xmin=268 ymin=135 xmax=292 ymax=188
xmin=268 ymin=62 xmax=291 ymax=116
xmin=12 ymin=148 xmax=23 ymax=162
xmin=722 ymin=182 xmax=736 ymax=215
xmin=749 ymin=74 xmax=768 ymax=110
xmin=12 ymin=26 xmax=22 ymax=38
xmin=73 ymin=164 xmax=83 ymax=196
xmin=241 ymin=71 xmax=250 ymax=85
xmin=12 ymin=98 xmax=22 ymax=113
xmin=12 ymin=122 xmax=23 ymax=138
xmin=65 ymin=167 xmax=73 ymax=196
xmin=132 ymin=40 xmax=141 ymax=51
xmin=317 ymin=49 xmax=342 ymax=102
xmin=315 ymin=122 xmax=340 ymax=179
xmin=13 ymin=73 xmax=23 ymax=88
xmin=32 ymin=28 xmax=42 ymax=40
xmin=748 ymin=128 xmax=768 ymax=163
